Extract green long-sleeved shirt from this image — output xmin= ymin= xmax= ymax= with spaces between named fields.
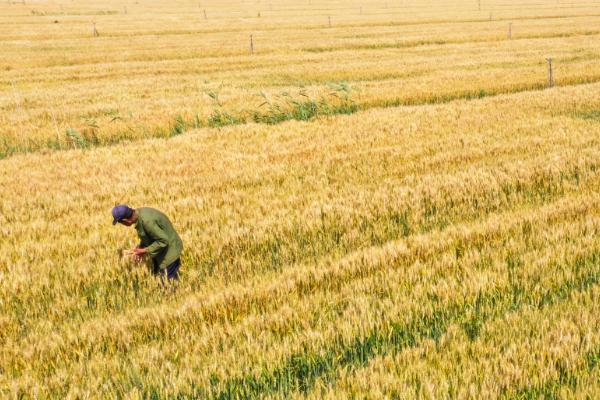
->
xmin=135 ymin=207 xmax=183 ymax=270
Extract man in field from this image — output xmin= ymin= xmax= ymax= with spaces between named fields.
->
xmin=112 ymin=205 xmax=183 ymax=282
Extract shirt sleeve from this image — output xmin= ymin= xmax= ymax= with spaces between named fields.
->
xmin=142 ymin=219 xmax=169 ymax=257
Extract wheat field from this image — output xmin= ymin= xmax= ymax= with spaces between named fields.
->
xmin=2 ymin=0 xmax=600 ymax=398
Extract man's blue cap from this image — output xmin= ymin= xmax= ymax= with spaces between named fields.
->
xmin=112 ymin=205 xmax=134 ymax=225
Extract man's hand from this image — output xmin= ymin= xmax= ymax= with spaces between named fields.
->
xmin=132 ymin=247 xmax=147 ymax=263
xmin=133 ymin=247 xmax=147 ymax=255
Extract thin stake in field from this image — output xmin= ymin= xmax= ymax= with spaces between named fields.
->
xmin=203 ymin=9 xmax=207 ymax=19
xmin=328 ymin=15 xmax=331 ymax=27
xmin=250 ymin=34 xmax=254 ymax=55
xmin=547 ymin=58 xmax=554 ymax=87
xmin=92 ymin=22 xmax=99 ymax=37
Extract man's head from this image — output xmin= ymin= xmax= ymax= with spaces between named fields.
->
xmin=112 ymin=205 xmax=136 ymax=226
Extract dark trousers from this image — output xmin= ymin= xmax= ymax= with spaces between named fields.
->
xmin=153 ymin=258 xmax=181 ymax=281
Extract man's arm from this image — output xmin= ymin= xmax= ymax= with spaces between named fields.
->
xmin=133 ymin=220 xmax=168 ymax=257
